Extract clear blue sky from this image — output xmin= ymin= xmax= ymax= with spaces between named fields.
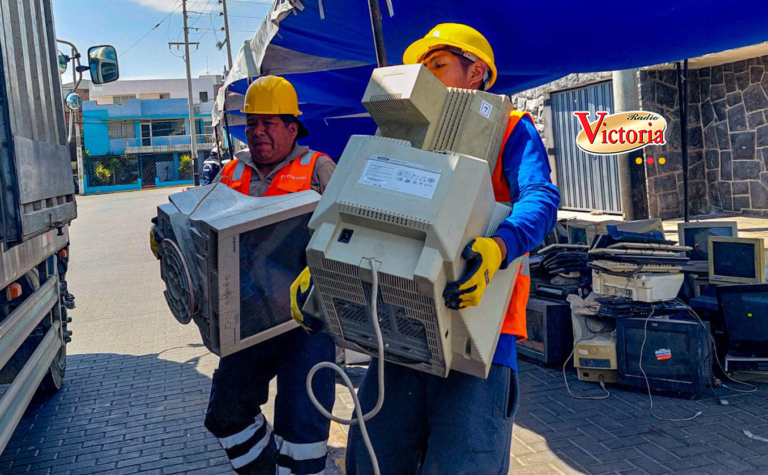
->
xmin=53 ymin=0 xmax=272 ymax=80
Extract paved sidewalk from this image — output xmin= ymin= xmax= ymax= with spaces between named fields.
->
xmin=0 ymin=188 xmax=766 ymax=474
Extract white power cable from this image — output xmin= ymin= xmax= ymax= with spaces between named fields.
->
xmin=639 ymin=306 xmax=702 ymax=422
xmin=306 ymin=257 xmax=384 ymax=475
xmin=673 ymin=300 xmax=757 ymax=395
xmin=562 ymin=344 xmax=611 ymax=401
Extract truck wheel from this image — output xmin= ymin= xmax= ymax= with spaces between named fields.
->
xmin=36 ymin=345 xmax=66 ymax=399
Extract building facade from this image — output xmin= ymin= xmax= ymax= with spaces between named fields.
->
xmin=510 ymin=43 xmax=768 ymax=219
xmin=81 ymin=95 xmax=216 ymax=194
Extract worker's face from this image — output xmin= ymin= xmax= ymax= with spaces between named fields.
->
xmin=421 ymin=50 xmax=485 ymax=90
xmin=245 ymin=114 xmax=297 ymax=165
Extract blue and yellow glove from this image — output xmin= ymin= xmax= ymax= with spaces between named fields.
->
xmin=290 ymin=267 xmax=323 ymax=332
xmin=149 ymin=217 xmax=164 ymax=260
xmin=443 ymin=237 xmax=503 ymax=310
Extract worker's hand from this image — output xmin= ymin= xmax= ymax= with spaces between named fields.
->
xmin=443 ymin=237 xmax=503 ymax=310
xmin=290 ymin=267 xmax=322 ymax=332
xmin=149 ymin=217 xmax=165 ymax=260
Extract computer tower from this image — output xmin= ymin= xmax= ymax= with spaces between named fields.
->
xmin=517 ymin=297 xmax=573 ymax=364
xmin=616 ymin=318 xmax=713 ymax=397
xmin=571 ymin=313 xmax=618 ymax=383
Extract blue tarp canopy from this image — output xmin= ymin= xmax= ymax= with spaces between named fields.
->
xmin=217 ymin=0 xmax=768 ymax=157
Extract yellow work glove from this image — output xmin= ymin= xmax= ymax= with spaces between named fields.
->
xmin=149 ymin=218 xmax=164 ymax=260
xmin=443 ymin=237 xmax=503 ymax=310
xmin=290 ymin=267 xmax=315 ymax=331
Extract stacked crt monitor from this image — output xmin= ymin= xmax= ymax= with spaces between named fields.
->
xmin=709 ymin=237 xmax=766 ymax=284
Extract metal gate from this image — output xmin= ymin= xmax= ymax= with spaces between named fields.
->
xmin=551 ymin=81 xmax=622 ymax=214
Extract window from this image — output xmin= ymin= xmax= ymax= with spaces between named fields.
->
xmin=108 ymin=120 xmax=136 ymax=139
xmin=151 ymin=119 xmax=186 ymax=137
xmin=112 ymin=95 xmax=135 ymax=105
xmin=199 ymin=91 xmax=209 ymax=103
xmin=159 ymin=93 xmax=171 ymax=99
xmin=202 ymin=119 xmax=214 ymax=136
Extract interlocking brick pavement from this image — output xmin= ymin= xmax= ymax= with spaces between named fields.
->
xmin=0 ymin=187 xmax=767 ymax=474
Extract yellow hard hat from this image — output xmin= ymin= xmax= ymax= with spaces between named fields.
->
xmin=403 ymin=23 xmax=497 ymax=90
xmin=241 ymin=75 xmax=302 ymax=116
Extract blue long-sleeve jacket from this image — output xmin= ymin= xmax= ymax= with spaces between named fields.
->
xmin=491 ymin=115 xmax=561 ymax=370
xmin=493 ymin=116 xmax=561 ymax=266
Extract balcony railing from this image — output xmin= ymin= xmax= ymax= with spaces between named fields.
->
xmin=123 ymin=134 xmax=215 ymax=150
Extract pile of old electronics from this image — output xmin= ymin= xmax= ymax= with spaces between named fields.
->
xmin=519 ymin=217 xmax=768 ymax=400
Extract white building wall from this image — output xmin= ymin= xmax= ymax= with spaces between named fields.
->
xmin=88 ymin=77 xmax=218 ymax=105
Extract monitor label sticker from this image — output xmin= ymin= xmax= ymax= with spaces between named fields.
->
xmin=655 ymin=348 xmax=672 ymax=361
xmin=480 ymin=100 xmax=493 ymax=119
xmin=359 ymin=155 xmax=442 ymax=199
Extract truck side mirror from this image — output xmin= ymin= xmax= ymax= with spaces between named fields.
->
xmin=58 ymin=50 xmax=68 ymax=75
xmin=65 ymin=92 xmax=82 ymax=111
xmin=87 ymin=45 xmax=119 ymax=84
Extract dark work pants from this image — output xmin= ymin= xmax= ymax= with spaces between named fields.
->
xmin=205 ymin=328 xmax=336 ymax=474
xmin=346 ymin=361 xmax=519 ymax=475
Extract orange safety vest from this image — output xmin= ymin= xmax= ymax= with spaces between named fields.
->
xmin=220 ymin=151 xmax=325 ymax=197
xmin=492 ymin=111 xmax=534 ymax=340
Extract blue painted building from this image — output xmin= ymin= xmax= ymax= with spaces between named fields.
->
xmin=81 ymin=98 xmax=216 ymax=194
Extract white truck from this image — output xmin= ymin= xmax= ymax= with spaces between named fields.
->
xmin=0 ymin=0 xmax=119 ymax=452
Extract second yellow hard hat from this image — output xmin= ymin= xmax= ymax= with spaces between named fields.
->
xmin=403 ymin=23 xmax=497 ymax=90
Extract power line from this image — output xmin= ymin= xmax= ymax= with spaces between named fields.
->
xmin=122 ymin=0 xmax=182 ymax=56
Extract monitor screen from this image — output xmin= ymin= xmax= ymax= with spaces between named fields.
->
xmin=720 ymin=290 xmax=768 ymax=348
xmin=712 ymin=241 xmax=757 ymax=279
xmin=683 ymin=226 xmax=735 ymax=261
xmin=569 ymin=227 xmax=588 ymax=245
xmin=623 ymin=327 xmax=693 ymax=381
xmin=239 ymin=213 xmax=312 ymax=340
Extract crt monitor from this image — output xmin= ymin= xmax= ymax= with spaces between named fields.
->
xmin=717 ymin=283 xmax=768 ymax=356
xmin=156 ymin=184 xmax=319 ymax=356
xmin=616 ymin=317 xmax=712 ymax=396
xmin=306 ymin=64 xmax=522 ymax=379
xmin=709 ymin=237 xmax=766 ymax=284
xmin=678 ymin=221 xmax=738 ymax=262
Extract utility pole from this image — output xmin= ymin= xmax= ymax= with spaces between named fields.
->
xmin=612 ymin=69 xmax=648 ymax=221
xmin=220 ymin=0 xmax=233 ymax=71
xmin=169 ymin=0 xmax=200 ymax=186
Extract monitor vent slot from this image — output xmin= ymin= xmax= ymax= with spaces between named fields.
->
xmin=368 ymin=93 xmax=411 ymax=116
xmin=429 ymin=89 xmax=473 ymax=152
xmin=339 ymin=202 xmax=430 ymax=231
xmin=312 ymin=260 xmax=445 ymax=370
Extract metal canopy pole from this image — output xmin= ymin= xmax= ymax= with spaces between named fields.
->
xmin=677 ymin=60 xmax=689 ymax=222
xmin=367 ymin=0 xmax=388 ymax=67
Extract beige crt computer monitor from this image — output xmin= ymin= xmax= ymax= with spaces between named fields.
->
xmin=305 ymin=65 xmax=521 ymax=379
xmin=708 ymin=236 xmax=766 ymax=284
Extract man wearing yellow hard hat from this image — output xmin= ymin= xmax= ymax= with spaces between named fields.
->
xmin=345 ymin=24 xmax=561 ymax=474
xmin=204 ymin=76 xmax=337 ymax=475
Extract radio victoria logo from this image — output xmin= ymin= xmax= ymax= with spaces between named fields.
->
xmin=573 ymin=111 xmax=667 ymax=155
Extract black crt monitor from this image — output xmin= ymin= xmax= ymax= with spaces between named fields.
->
xmin=677 ymin=221 xmax=737 ymax=262
xmin=616 ymin=317 xmax=712 ymax=397
xmin=717 ymin=284 xmax=768 ymax=356
xmin=517 ymin=297 xmax=573 ymax=364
